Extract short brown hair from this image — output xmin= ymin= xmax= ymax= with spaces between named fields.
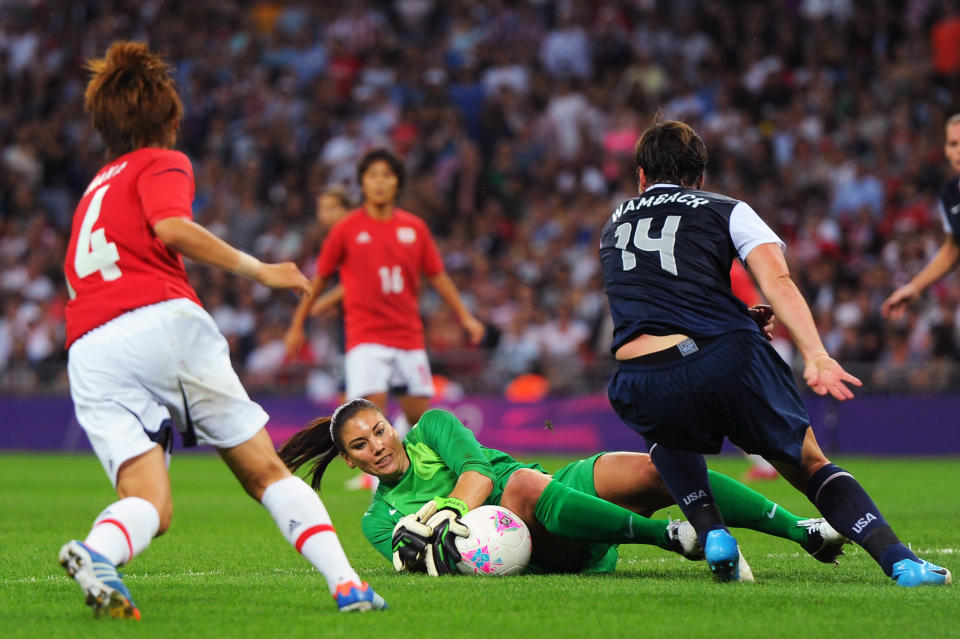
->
xmin=84 ymin=41 xmax=183 ymax=158
xmin=634 ymin=121 xmax=708 ymax=188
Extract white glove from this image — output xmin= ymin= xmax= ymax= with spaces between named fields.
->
xmin=391 ymin=500 xmax=439 ymax=572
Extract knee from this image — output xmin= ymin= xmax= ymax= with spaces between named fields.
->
xmin=631 ymin=454 xmax=663 ymax=489
xmin=156 ymin=502 xmax=173 ymax=536
xmin=502 ymin=469 xmax=550 ymax=517
xmin=242 ymin=458 xmax=292 ymax=502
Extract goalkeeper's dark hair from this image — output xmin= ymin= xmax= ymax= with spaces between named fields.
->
xmin=276 ymin=398 xmax=383 ymax=491
xmin=84 ymin=41 xmax=183 ymax=159
xmin=357 ymin=147 xmax=405 ymax=193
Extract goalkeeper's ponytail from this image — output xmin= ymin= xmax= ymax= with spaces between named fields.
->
xmin=276 ymin=398 xmax=383 ymax=491
xmin=277 ymin=416 xmax=339 ymax=491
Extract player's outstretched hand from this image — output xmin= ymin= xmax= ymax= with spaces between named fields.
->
xmin=391 ymin=500 xmax=441 ymax=572
xmin=256 ymin=262 xmax=312 ymax=296
xmin=880 ymin=283 xmax=918 ymax=320
xmin=803 ymin=355 xmax=862 ymax=401
xmin=748 ymin=304 xmax=775 ymax=341
xmin=462 ymin=314 xmax=486 ymax=345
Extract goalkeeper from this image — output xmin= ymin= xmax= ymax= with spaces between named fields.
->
xmin=278 ymin=399 xmax=847 ymax=576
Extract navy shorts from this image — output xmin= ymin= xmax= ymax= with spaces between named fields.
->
xmin=607 ymin=330 xmax=809 ymax=465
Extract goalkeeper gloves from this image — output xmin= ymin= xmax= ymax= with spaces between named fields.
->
xmin=424 ymin=497 xmax=470 ymax=576
xmin=391 ymin=500 xmax=438 ymax=572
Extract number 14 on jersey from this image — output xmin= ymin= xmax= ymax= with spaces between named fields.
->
xmin=613 ymin=215 xmax=681 ymax=275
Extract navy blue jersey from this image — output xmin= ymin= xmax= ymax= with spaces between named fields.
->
xmin=938 ymin=177 xmax=960 ymax=241
xmin=599 ymin=184 xmax=783 ymax=352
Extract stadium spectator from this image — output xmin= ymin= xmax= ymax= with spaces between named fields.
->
xmin=1 ymin=1 xmax=959 ymax=396
xmin=57 ymin=41 xmax=387 ymax=618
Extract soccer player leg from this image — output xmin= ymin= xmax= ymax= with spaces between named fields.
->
xmin=706 ymin=470 xmax=849 ymax=563
xmin=258 ymin=470 xmax=387 ymax=609
xmin=647 ymin=444 xmax=748 ymax=581
xmin=501 ymin=469 xmax=675 ymax=552
xmin=796 ymin=430 xmax=950 ymax=586
xmin=63 ymin=337 xmax=172 ymax=618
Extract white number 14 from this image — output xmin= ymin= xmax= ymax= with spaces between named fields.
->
xmin=614 ymin=216 xmax=680 ymax=275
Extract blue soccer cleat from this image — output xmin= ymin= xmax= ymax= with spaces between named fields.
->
xmin=58 ymin=540 xmax=140 ymax=619
xmin=704 ymin=529 xmax=753 ymax=582
xmin=891 ymin=558 xmax=952 ymax=587
xmin=333 ymin=581 xmax=388 ymax=612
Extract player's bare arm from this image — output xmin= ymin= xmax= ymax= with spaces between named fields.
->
xmin=881 ymin=235 xmax=960 ymax=320
xmin=152 ymin=217 xmax=310 ymax=295
xmin=284 ymin=275 xmax=327 ymax=355
xmin=309 ymin=283 xmax=344 ymax=318
xmin=745 ymin=242 xmax=862 ymax=400
xmin=427 ymin=272 xmax=486 ymax=344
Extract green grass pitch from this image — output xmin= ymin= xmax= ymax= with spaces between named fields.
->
xmin=1 ymin=452 xmax=957 ymax=638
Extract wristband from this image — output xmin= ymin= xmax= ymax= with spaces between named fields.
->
xmin=432 ymin=496 xmax=468 ymax=517
xmin=234 ymin=251 xmax=263 ymax=279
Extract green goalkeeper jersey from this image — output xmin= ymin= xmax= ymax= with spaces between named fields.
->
xmin=361 ymin=408 xmax=543 ymax=561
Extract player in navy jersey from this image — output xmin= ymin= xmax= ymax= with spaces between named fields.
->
xmin=600 ymin=120 xmax=951 ymax=586
xmin=882 ymin=114 xmax=960 ymax=319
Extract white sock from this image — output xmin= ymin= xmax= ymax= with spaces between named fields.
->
xmin=260 ymin=476 xmax=361 ymax=594
xmin=84 ymin=497 xmax=160 ymax=566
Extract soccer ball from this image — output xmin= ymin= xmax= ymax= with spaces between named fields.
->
xmin=454 ymin=505 xmax=532 ymax=576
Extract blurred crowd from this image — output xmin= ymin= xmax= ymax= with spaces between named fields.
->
xmin=2 ymin=0 xmax=960 ymax=398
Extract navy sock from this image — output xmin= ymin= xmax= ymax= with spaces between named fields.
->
xmin=805 ymin=463 xmax=917 ymax=576
xmin=647 ymin=441 xmax=727 ymax=547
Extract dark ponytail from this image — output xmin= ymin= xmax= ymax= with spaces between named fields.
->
xmin=276 ymin=398 xmax=383 ymax=491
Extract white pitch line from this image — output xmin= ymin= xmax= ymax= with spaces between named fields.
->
xmin=620 ymin=548 xmax=960 ymax=565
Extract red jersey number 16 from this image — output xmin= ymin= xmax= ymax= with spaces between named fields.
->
xmin=378 ymin=265 xmax=404 ymax=294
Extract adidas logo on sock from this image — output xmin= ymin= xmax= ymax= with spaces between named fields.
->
xmin=288 ymin=519 xmax=302 ymax=535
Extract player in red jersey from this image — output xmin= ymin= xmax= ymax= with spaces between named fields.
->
xmin=285 ymin=149 xmax=485 ymax=426
xmin=57 ymin=41 xmax=386 ymax=619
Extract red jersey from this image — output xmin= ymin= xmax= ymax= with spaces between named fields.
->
xmin=316 ymin=207 xmax=444 ymax=350
xmin=730 ymin=260 xmax=761 ymax=306
xmin=64 ymin=148 xmax=201 ymax=347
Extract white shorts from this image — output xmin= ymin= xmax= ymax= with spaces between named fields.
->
xmin=344 ymin=343 xmax=435 ymax=399
xmin=68 ymin=299 xmax=268 ymax=486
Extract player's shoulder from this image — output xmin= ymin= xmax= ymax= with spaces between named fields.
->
xmin=328 ymin=208 xmax=367 ymax=233
xmin=134 ymin=147 xmax=191 ymax=167
xmin=686 ymin=188 xmax=741 ymax=207
xmin=416 ymin=408 xmax=462 ymax=432
xmin=393 ymin=208 xmax=429 ymax=227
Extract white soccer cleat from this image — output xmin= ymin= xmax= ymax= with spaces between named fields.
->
xmin=58 ymin=540 xmax=140 ymax=619
xmin=736 ymin=548 xmax=755 ymax=582
xmin=666 ymin=519 xmax=704 ymax=560
xmin=797 ymin=517 xmax=850 ymax=564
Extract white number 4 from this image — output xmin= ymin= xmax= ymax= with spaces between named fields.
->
xmin=74 ymin=185 xmax=122 ymax=281
xmin=614 ymin=216 xmax=681 ymax=275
